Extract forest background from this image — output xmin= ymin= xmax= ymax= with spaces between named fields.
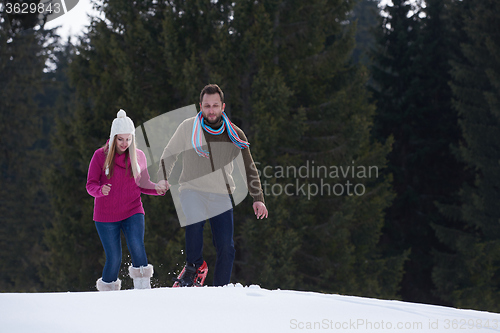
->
xmin=2 ymin=0 xmax=500 ymax=313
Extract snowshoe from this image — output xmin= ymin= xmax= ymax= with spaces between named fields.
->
xmin=172 ymin=261 xmax=208 ymax=287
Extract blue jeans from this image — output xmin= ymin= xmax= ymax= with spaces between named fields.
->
xmin=180 ymin=190 xmax=235 ymax=286
xmin=95 ymin=213 xmax=148 ymax=283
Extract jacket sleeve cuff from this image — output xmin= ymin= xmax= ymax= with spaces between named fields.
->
xmin=252 ymin=193 xmax=265 ymax=204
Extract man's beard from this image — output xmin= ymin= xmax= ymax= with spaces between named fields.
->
xmin=203 ymin=113 xmax=222 ymax=125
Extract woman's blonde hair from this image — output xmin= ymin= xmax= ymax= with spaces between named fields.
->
xmin=102 ymin=135 xmax=140 ymax=179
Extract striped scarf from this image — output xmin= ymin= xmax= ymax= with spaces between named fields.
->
xmin=191 ymin=111 xmax=250 ymax=158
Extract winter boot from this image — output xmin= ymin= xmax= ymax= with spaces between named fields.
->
xmin=173 ymin=261 xmax=208 ymax=287
xmin=129 ymin=264 xmax=154 ymax=289
xmin=96 ymin=278 xmax=121 ymax=291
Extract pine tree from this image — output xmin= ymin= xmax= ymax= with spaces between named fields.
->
xmin=0 ymin=5 xmax=58 ymax=291
xmin=352 ymin=0 xmax=380 ymax=65
xmin=432 ymin=0 xmax=500 ymax=312
xmin=41 ymin=36 xmax=103 ymax=291
xmin=41 ymin=0 xmax=182 ymax=291
xmin=370 ymin=0 xmax=467 ymax=305
xmin=206 ymin=0 xmax=405 ymax=297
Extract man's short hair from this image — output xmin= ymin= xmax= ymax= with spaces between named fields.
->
xmin=200 ymin=84 xmax=224 ymax=104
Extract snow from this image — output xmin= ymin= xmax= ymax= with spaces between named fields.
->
xmin=1 ymin=283 xmax=499 ymax=333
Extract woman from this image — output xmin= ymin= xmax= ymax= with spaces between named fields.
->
xmin=86 ymin=109 xmax=167 ymax=291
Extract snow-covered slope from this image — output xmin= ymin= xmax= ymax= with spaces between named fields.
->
xmin=1 ymin=284 xmax=499 ymax=333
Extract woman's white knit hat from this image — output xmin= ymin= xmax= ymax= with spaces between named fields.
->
xmin=110 ymin=109 xmax=135 ymax=139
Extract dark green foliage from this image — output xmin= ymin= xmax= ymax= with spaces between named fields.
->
xmin=41 ymin=0 xmax=181 ymax=291
xmin=216 ymin=0 xmax=404 ymax=297
xmin=0 ymin=8 xmax=58 ymax=291
xmin=432 ymin=0 xmax=500 ymax=312
xmin=369 ymin=0 xmax=467 ymax=306
xmin=352 ymin=0 xmax=380 ymax=65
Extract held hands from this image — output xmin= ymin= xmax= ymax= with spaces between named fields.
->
xmin=253 ymin=201 xmax=268 ymax=219
xmin=156 ymin=179 xmax=170 ymax=195
xmin=102 ymin=181 xmax=170 ymax=196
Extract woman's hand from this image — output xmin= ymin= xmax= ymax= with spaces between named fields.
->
xmin=156 ymin=180 xmax=170 ymax=195
xmin=102 ymin=184 xmax=112 ymax=196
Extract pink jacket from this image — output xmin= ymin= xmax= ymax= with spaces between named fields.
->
xmin=86 ymin=146 xmax=161 ymax=222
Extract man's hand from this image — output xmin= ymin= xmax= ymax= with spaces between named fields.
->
xmin=253 ymin=201 xmax=268 ymax=219
xmin=156 ymin=179 xmax=170 ymax=195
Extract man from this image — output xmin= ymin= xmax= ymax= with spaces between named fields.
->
xmin=158 ymin=84 xmax=268 ymax=287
